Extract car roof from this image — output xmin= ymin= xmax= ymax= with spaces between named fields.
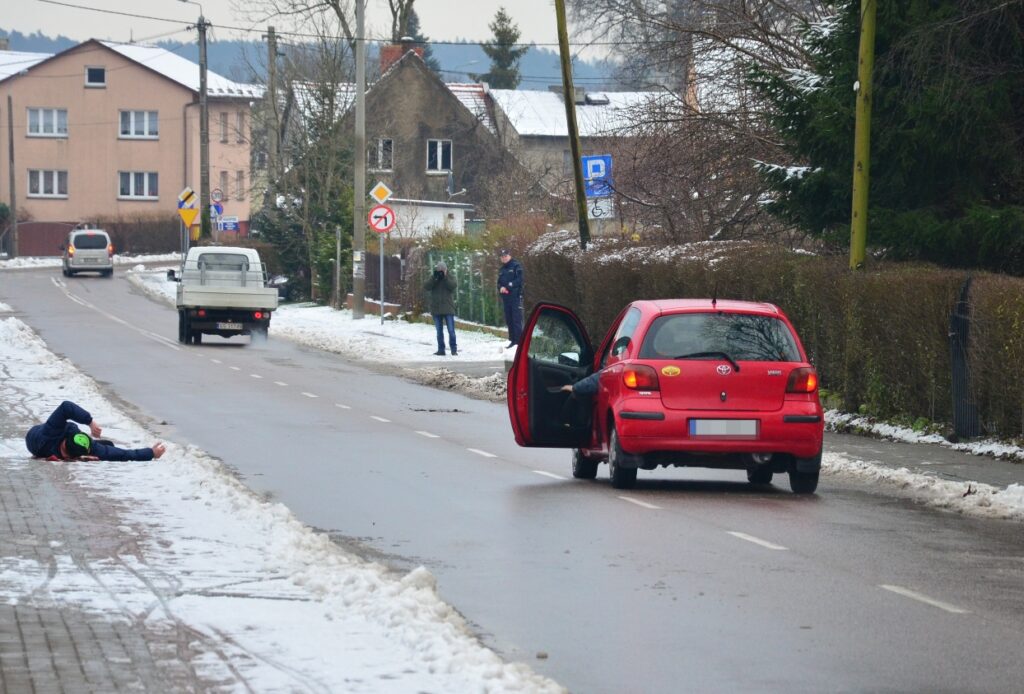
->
xmin=71 ymin=229 xmax=109 ymax=235
xmin=633 ymin=298 xmax=782 ymax=316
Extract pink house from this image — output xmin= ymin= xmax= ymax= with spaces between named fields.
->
xmin=0 ymin=39 xmax=261 ymax=254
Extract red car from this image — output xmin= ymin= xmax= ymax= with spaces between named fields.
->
xmin=507 ymin=299 xmax=824 ymax=492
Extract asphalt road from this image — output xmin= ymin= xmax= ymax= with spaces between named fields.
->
xmin=2 ymin=267 xmax=1023 ymax=693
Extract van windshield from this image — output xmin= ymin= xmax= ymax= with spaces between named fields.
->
xmin=73 ymin=233 xmax=108 ymax=249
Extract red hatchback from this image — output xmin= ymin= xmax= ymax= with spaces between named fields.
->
xmin=507 ymin=299 xmax=824 ymax=492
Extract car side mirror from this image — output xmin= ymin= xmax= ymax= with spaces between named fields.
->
xmin=558 ymin=351 xmax=580 ymax=367
xmin=166 ymin=269 xmax=178 ymax=282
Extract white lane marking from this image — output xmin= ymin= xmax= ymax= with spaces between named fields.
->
xmin=727 ymin=531 xmax=788 ymax=551
xmin=370 ymin=416 xmax=390 ymax=423
xmin=211 ymin=359 xmax=222 ymax=364
xmin=51 ymin=277 xmax=180 ymax=350
xmin=534 ymin=470 xmax=566 ymax=481
xmin=618 ymin=496 xmax=661 ymax=510
xmin=301 ymin=392 xmax=318 ymax=399
xmin=416 ymin=431 xmax=439 ymax=438
xmin=467 ymin=448 xmax=497 ymax=458
xmin=229 ymin=366 xmax=241 ymax=371
xmin=274 ymin=381 xmax=288 ymax=387
xmin=879 ymin=585 xmax=970 ymax=614
xmin=335 ymin=403 xmax=351 ymax=410
xmin=250 ymin=374 xmax=263 ymax=379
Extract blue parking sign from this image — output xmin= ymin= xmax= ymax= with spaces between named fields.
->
xmin=582 ymin=154 xmax=613 ymax=198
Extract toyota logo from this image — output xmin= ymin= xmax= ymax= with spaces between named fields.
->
xmin=717 ymin=365 xmax=732 ymax=375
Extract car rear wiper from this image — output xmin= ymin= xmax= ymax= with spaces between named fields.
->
xmin=672 ymin=351 xmax=741 ymax=372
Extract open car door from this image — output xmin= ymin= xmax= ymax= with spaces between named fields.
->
xmin=507 ymin=302 xmax=594 ymax=447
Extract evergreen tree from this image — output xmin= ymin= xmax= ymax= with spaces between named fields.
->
xmin=472 ymin=7 xmax=529 ymax=88
xmin=749 ymin=0 xmax=1024 ymax=274
xmin=407 ymin=8 xmax=442 ymax=75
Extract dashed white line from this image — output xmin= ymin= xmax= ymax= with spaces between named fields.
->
xmin=301 ymin=392 xmax=318 ymax=399
xmin=250 ymin=374 xmax=263 ymax=379
xmin=274 ymin=381 xmax=288 ymax=387
xmin=211 ymin=359 xmax=222 ymax=364
xmin=467 ymin=448 xmax=497 ymax=458
xmin=879 ymin=585 xmax=970 ymax=614
xmin=727 ymin=531 xmax=788 ymax=551
xmin=229 ymin=366 xmax=241 ymax=371
xmin=534 ymin=470 xmax=566 ymax=481
xmin=618 ymin=496 xmax=661 ymax=510
xmin=370 ymin=416 xmax=390 ymax=423
xmin=335 ymin=403 xmax=351 ymax=410
xmin=416 ymin=431 xmax=439 ymax=438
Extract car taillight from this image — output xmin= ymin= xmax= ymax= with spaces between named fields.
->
xmin=107 ymin=243 xmax=114 ymax=256
xmin=623 ymin=365 xmax=660 ymax=391
xmin=197 ymin=309 xmax=206 ymax=317
xmin=254 ymin=311 xmax=263 ymax=319
xmin=67 ymin=245 xmax=76 ymax=256
xmin=786 ymin=367 xmax=818 ymax=393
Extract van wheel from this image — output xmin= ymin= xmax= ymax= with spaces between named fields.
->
xmin=190 ymin=330 xmax=202 ymax=345
xmin=103 ymin=270 xmax=113 ymax=278
xmin=608 ymin=425 xmax=637 ymax=489
xmin=571 ymin=449 xmax=598 ymax=479
xmin=62 ymin=267 xmax=70 ymax=277
xmin=177 ymin=311 xmax=188 ymax=344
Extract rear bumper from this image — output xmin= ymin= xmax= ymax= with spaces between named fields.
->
xmin=67 ymin=259 xmax=113 ymax=270
xmin=614 ymin=400 xmax=823 ymax=460
xmin=184 ymin=308 xmax=271 ymax=335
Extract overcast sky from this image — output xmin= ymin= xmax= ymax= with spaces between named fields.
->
xmin=10 ymin=0 xmax=564 ymax=47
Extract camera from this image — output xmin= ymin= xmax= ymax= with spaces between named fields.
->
xmin=433 ymin=269 xmax=444 ymax=280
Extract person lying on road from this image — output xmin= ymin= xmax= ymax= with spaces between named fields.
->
xmin=25 ymin=400 xmax=166 ymax=462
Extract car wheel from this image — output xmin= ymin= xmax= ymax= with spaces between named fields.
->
xmin=608 ymin=425 xmax=637 ymax=489
xmin=62 ymin=266 xmax=70 ymax=277
xmin=103 ymin=269 xmax=113 ymax=278
xmin=190 ymin=330 xmax=202 ymax=345
xmin=177 ymin=311 xmax=188 ymax=344
xmin=571 ymin=448 xmax=598 ymax=479
xmin=747 ymin=467 xmax=774 ymax=485
xmin=788 ymin=469 xmax=819 ymax=494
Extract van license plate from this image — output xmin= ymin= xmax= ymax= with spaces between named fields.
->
xmin=689 ymin=419 xmax=758 ymax=438
xmin=217 ymin=322 xmax=242 ymax=330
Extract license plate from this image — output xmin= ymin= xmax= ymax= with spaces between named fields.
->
xmin=689 ymin=419 xmax=759 ymax=438
xmin=217 ymin=322 xmax=242 ymax=330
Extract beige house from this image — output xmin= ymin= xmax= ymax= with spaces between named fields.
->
xmin=0 ymin=39 xmax=261 ymax=252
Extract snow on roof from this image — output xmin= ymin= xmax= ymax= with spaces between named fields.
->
xmin=489 ymin=88 xmax=660 ymax=138
xmin=445 ymin=83 xmax=495 ymax=133
xmin=0 ymin=50 xmax=50 ymax=82
xmin=101 ymin=41 xmax=263 ymax=98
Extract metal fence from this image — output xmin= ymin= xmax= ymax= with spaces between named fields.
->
xmin=949 ymin=278 xmax=981 ymax=438
xmin=424 ymin=250 xmax=505 ymax=327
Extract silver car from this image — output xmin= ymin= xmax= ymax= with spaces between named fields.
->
xmin=62 ymin=229 xmax=114 ymax=277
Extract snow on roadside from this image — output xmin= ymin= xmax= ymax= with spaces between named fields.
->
xmin=0 ymin=314 xmax=564 ymax=692
xmin=0 ymin=253 xmax=181 ymax=270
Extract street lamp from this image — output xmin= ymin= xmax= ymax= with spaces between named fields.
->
xmin=180 ymin=0 xmax=211 ymax=239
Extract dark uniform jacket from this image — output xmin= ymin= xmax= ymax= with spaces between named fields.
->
xmin=497 ymin=258 xmax=524 ymax=301
xmin=25 ymin=401 xmax=157 ymax=462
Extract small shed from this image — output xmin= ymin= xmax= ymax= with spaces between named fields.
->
xmin=389 ymin=198 xmax=475 ymax=238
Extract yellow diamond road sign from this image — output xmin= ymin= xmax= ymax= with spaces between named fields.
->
xmin=369 ymin=181 xmax=393 ymax=204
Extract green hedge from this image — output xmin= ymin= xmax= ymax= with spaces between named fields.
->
xmin=520 ymin=232 xmax=1022 ymax=440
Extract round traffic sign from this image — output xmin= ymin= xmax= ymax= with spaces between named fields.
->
xmin=211 ymin=188 xmax=224 ymax=203
xmin=367 ymin=204 xmax=396 ymax=234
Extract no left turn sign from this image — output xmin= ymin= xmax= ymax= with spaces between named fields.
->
xmin=368 ymin=204 xmax=396 ymax=233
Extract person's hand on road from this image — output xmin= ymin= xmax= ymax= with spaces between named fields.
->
xmin=89 ymin=420 xmax=102 ymax=437
xmin=151 ymin=442 xmax=166 ymax=459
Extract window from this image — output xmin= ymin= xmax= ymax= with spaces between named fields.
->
xmin=236 ymin=170 xmax=245 ymax=199
xmin=118 ymin=171 xmax=158 ymax=199
xmin=119 ymin=110 xmax=159 ymax=138
xmin=219 ymin=171 xmax=229 ymax=201
xmin=27 ymin=108 xmax=68 ymax=137
xmin=236 ymin=111 xmax=246 ymax=143
xmin=27 ymin=170 xmax=68 ymax=198
xmin=426 ymin=139 xmax=452 ymax=172
xmin=85 ymin=66 xmax=105 ymax=87
xmin=220 ymin=112 xmax=229 ymax=143
xmin=562 ymin=149 xmax=573 ymax=177
xmin=368 ymin=138 xmax=393 ymax=171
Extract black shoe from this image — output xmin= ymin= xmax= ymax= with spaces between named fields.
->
xmin=451 ymin=350 xmax=458 ymax=356
xmin=507 ymin=342 xmax=516 ymax=349
xmin=433 ymin=350 xmax=445 ymax=356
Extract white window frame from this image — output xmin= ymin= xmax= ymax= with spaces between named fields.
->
xmin=85 ymin=66 xmax=106 ymax=87
xmin=236 ymin=111 xmax=246 ymax=143
xmin=118 ymin=171 xmax=158 ymax=200
xmin=119 ymin=110 xmax=159 ymax=139
xmin=27 ymin=169 xmax=68 ymax=198
xmin=219 ymin=171 xmax=230 ymax=201
xmin=219 ymin=112 xmax=229 ymax=143
xmin=27 ymin=108 xmax=68 ymax=138
xmin=235 ymin=170 xmax=245 ymax=200
xmin=369 ymin=137 xmax=394 ymax=172
xmin=426 ymin=139 xmax=452 ymax=173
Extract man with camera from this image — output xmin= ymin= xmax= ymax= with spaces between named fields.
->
xmin=424 ymin=261 xmax=458 ymax=356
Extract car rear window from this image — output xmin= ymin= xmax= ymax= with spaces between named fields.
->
xmin=72 ymin=233 xmax=109 ymax=249
xmin=639 ymin=312 xmax=802 ymax=362
xmin=196 ymin=253 xmax=249 ymax=271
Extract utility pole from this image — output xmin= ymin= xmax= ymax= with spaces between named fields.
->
xmin=198 ymin=13 xmax=211 ymax=240
xmin=554 ymin=0 xmax=590 ymax=249
xmin=849 ymin=0 xmax=876 ymax=270
xmin=6 ymin=95 xmax=17 ymax=258
xmin=264 ymin=26 xmax=279 ymax=180
xmin=352 ymin=0 xmax=367 ymax=317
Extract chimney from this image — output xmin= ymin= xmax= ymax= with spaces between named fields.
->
xmin=547 ymin=85 xmax=587 ymax=104
xmin=0 ymin=37 xmax=9 ymax=51
xmin=380 ymin=36 xmax=425 ymax=73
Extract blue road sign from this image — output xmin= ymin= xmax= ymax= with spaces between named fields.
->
xmin=211 ymin=202 xmax=224 ymax=217
xmin=582 ymin=154 xmax=613 ymax=198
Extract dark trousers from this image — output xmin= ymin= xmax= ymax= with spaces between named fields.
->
xmin=433 ymin=314 xmax=457 ymax=353
xmin=503 ymin=296 xmax=523 ymax=345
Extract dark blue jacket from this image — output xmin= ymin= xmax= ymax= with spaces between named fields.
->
xmin=572 ymin=371 xmax=601 ymax=397
xmin=25 ymin=401 xmax=156 ymax=461
xmin=497 ymin=258 xmax=524 ymax=301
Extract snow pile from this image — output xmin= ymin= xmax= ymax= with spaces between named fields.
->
xmin=0 ymin=253 xmax=180 ymax=270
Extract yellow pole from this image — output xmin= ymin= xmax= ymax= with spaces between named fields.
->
xmin=850 ymin=0 xmax=877 ymax=270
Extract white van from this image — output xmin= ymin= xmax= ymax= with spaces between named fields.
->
xmin=62 ymin=229 xmax=114 ymax=277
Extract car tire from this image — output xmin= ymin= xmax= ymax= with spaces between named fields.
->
xmin=608 ymin=425 xmax=637 ymax=489
xmin=571 ymin=448 xmax=598 ymax=479
xmin=190 ymin=329 xmax=202 ymax=345
xmin=62 ymin=266 xmax=70 ymax=277
xmin=747 ymin=467 xmax=774 ymax=485
xmin=177 ymin=311 xmax=188 ymax=344
xmin=103 ymin=270 xmax=113 ymax=278
xmin=789 ymin=450 xmax=822 ymax=494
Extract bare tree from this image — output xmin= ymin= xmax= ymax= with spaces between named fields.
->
xmin=387 ymin=0 xmax=417 ymax=41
